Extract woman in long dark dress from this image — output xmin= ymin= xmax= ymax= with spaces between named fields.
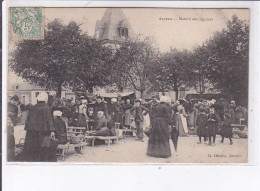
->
xmin=23 ymin=92 xmax=57 ymax=162
xmin=53 ymin=110 xmax=68 ymax=144
xmin=147 ymin=96 xmax=172 ymax=158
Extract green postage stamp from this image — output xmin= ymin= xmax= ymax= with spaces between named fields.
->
xmin=10 ymin=7 xmax=44 ymax=40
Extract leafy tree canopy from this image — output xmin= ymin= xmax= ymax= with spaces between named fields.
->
xmin=204 ymin=15 xmax=249 ymax=105
xmin=112 ymin=36 xmax=159 ymax=97
xmin=10 ymin=19 xmax=113 ymax=97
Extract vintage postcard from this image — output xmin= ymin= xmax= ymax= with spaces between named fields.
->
xmin=6 ymin=7 xmax=249 ymax=163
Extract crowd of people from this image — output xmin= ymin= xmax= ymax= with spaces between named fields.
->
xmin=7 ymin=92 xmax=248 ymax=161
xmin=147 ymin=97 xmax=248 ymax=158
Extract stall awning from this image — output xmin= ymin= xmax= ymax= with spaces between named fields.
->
xmin=99 ymin=92 xmax=135 ymax=98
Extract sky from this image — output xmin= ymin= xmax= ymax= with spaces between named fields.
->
xmin=8 ymin=8 xmax=249 ymax=84
xmin=45 ymin=8 xmax=249 ymax=52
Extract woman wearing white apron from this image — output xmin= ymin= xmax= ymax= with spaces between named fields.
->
xmin=77 ymin=99 xmax=88 ymax=129
xmin=175 ymin=105 xmax=189 ymax=136
xmin=143 ymin=111 xmax=151 ymax=130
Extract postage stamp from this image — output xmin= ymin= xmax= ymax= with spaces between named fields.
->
xmin=10 ymin=7 xmax=44 ymax=40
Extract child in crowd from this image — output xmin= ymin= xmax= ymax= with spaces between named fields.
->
xmin=220 ymin=113 xmax=233 ymax=145
xmin=87 ymin=107 xmax=95 ymax=131
xmin=53 ymin=110 xmax=68 ymax=144
xmin=207 ymin=108 xmax=218 ymax=146
xmin=197 ymin=108 xmax=208 ymax=144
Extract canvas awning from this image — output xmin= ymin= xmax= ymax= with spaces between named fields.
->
xmin=99 ymin=92 xmax=135 ymax=98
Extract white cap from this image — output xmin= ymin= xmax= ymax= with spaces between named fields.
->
xmin=111 ymin=98 xmax=117 ymax=103
xmin=160 ymin=96 xmax=168 ymax=103
xmin=37 ymin=92 xmax=48 ymax=103
xmin=177 ymin=105 xmax=184 ymax=111
xmin=53 ymin=110 xmax=62 ymax=117
xmin=81 ymin=99 xmax=88 ymax=104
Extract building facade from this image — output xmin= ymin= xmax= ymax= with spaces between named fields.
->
xmin=8 ymin=77 xmax=76 ymax=105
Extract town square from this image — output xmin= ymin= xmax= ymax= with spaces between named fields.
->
xmin=7 ymin=8 xmax=249 ymax=163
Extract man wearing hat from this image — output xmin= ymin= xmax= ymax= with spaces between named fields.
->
xmin=107 ymin=98 xmax=118 ymax=134
xmin=228 ymin=100 xmax=236 ymax=124
xmin=131 ymin=99 xmax=149 ymax=142
xmin=7 ymin=95 xmax=19 ymax=161
xmin=197 ymin=107 xmax=208 ymax=144
xmin=220 ymin=113 xmax=233 ymax=145
xmin=217 ymin=98 xmax=227 ymax=121
xmin=23 ymin=92 xmax=56 ymax=162
xmin=93 ymin=96 xmax=108 ymax=123
xmin=115 ymin=94 xmax=125 ymax=128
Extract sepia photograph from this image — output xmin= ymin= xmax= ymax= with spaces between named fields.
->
xmin=7 ymin=7 xmax=249 ymax=163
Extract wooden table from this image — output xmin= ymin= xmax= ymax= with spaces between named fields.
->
xmin=85 ymin=135 xmax=118 ymax=147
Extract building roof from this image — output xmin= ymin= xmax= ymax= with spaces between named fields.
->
xmin=94 ymin=8 xmax=135 ymax=43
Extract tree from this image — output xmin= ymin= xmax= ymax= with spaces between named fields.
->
xmin=10 ymin=19 xmax=113 ymax=98
xmin=109 ymin=52 xmax=130 ymax=92
xmin=188 ymin=44 xmax=211 ymax=95
xmin=149 ymin=49 xmax=192 ymax=100
xmin=205 ymin=15 xmax=249 ymax=105
xmin=112 ymin=36 xmax=159 ymax=97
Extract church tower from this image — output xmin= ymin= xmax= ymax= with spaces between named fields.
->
xmin=94 ymin=8 xmax=135 ymax=49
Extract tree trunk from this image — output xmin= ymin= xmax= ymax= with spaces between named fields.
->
xmin=173 ymin=80 xmax=178 ymax=100
xmin=119 ymin=86 xmax=124 ymax=92
xmin=140 ymin=90 xmax=144 ymax=98
xmin=175 ymin=88 xmax=179 ymax=100
xmin=57 ymin=83 xmax=62 ymax=98
xmin=161 ymin=88 xmax=165 ymax=96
